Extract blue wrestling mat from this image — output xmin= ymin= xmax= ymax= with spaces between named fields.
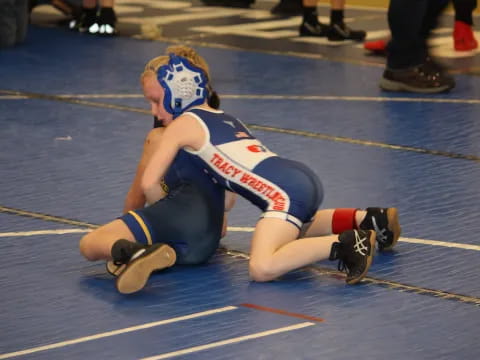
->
xmin=1 ymin=3 xmax=480 ymax=359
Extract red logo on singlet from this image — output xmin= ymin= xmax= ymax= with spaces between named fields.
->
xmin=247 ymin=145 xmax=266 ymax=153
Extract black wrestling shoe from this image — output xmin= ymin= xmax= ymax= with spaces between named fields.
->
xmin=329 ymin=230 xmax=376 ymax=284
xmin=327 ymin=22 xmax=366 ymax=41
xmin=360 ymin=208 xmax=402 ymax=251
xmin=115 ymin=243 xmax=176 ymax=294
xmin=299 ymin=20 xmax=329 ymax=37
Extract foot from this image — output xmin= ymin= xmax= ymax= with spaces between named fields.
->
xmin=299 ymin=20 xmax=329 ymax=37
xmin=360 ymin=208 xmax=401 ymax=251
xmin=70 ymin=7 xmax=98 ymax=34
xmin=364 ymin=38 xmax=388 ymax=55
xmin=379 ymin=60 xmax=455 ymax=94
xmin=328 ymin=22 xmax=366 ymax=42
xmin=453 ymin=21 xmax=478 ymax=51
xmin=329 ymin=229 xmax=376 ymax=284
xmin=115 ymin=244 xmax=176 ymax=294
xmin=97 ymin=7 xmax=117 ymax=36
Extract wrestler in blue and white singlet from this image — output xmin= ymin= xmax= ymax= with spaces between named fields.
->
xmin=185 ymin=108 xmax=323 ymax=229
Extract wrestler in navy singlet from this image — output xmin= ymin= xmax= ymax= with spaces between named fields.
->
xmin=184 ymin=108 xmax=323 ymax=229
xmin=119 ymin=124 xmax=225 ymax=265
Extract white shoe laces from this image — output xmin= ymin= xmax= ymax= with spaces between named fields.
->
xmin=353 ymin=230 xmax=368 ymax=256
xmin=372 ymin=217 xmax=388 ymax=244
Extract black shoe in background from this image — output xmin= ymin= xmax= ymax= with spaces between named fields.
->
xmin=97 ymin=7 xmax=116 ymax=36
xmin=299 ymin=20 xmax=329 ymax=37
xmin=328 ymin=22 xmax=366 ymax=41
xmin=69 ymin=7 xmax=97 ymax=33
xmin=380 ymin=61 xmax=456 ymax=93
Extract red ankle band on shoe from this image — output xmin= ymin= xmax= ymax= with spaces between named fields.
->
xmin=332 ymin=208 xmax=357 ymax=234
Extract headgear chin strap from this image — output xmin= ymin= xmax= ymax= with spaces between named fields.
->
xmin=157 ymin=54 xmax=209 ymax=118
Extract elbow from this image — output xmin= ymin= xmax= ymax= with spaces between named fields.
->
xmin=141 ymin=179 xmax=163 ymax=205
xmin=141 ymin=179 xmax=155 ymax=196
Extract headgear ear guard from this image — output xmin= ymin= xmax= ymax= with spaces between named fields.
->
xmin=157 ymin=54 xmax=209 ymax=118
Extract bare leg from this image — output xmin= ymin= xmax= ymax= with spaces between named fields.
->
xmin=79 ymin=219 xmax=135 ymax=261
xmin=249 ymin=217 xmax=376 ymax=284
xmin=249 ymin=218 xmax=338 ymax=281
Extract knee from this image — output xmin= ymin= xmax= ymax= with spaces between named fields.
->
xmin=248 ymin=258 xmax=277 ymax=282
xmin=79 ymin=232 xmax=97 ymax=261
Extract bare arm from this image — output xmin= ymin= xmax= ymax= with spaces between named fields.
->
xmin=123 ymin=128 xmax=166 ymax=213
xmin=142 ymin=114 xmax=205 ymax=205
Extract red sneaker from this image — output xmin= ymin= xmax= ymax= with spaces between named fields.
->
xmin=363 ymin=38 xmax=388 ymax=54
xmin=453 ymin=21 xmax=478 ymax=51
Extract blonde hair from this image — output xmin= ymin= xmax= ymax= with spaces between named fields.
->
xmin=140 ymin=45 xmax=211 ymax=83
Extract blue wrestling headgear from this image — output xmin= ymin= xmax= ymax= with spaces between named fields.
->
xmin=157 ymin=54 xmax=209 ymax=118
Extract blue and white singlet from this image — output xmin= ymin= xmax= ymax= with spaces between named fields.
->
xmin=184 ymin=108 xmax=323 ymax=228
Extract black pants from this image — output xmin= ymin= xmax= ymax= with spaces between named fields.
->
xmin=453 ymin=0 xmax=477 ymax=24
xmin=386 ymin=0 xmax=450 ymax=69
xmin=0 ymin=0 xmax=29 ymax=48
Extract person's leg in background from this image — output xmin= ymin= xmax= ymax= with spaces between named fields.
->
xmin=327 ymin=0 xmax=366 ymax=41
xmin=97 ymin=0 xmax=116 ymax=35
xmin=0 ymin=0 xmax=29 ymax=48
xmin=380 ymin=0 xmax=454 ymax=93
xmin=70 ymin=0 xmax=116 ymax=35
xmin=270 ymin=0 xmax=303 ymax=15
xmin=15 ymin=0 xmax=29 ymax=44
xmin=299 ymin=0 xmax=366 ymax=41
xmin=299 ymin=0 xmax=329 ymax=36
xmin=69 ymin=0 xmax=97 ymax=33
xmin=0 ymin=0 xmax=19 ymax=48
xmin=365 ymin=0 xmax=450 ymax=56
xmin=453 ymin=0 xmax=478 ymax=50
xmin=387 ymin=0 xmax=430 ymax=69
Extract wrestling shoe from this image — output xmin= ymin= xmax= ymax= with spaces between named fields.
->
xmin=329 ymin=229 xmax=376 ymax=284
xmin=106 ymin=260 xmax=125 ymax=276
xmin=114 ymin=242 xmax=176 ymax=294
xmin=299 ymin=20 xmax=329 ymax=37
xmin=328 ymin=22 xmax=366 ymax=41
xmin=359 ymin=208 xmax=401 ymax=251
